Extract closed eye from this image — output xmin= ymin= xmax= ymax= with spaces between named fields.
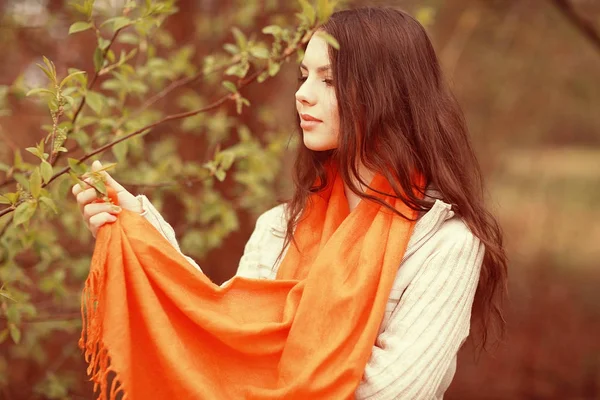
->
xmin=297 ymin=77 xmax=334 ymax=86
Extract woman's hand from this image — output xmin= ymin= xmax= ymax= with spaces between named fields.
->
xmin=71 ymin=160 xmax=143 ymax=238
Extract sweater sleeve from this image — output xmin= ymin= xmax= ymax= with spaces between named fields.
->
xmin=355 ymin=219 xmax=484 ymax=400
xmin=136 ymin=194 xmax=203 ymax=273
xmin=235 ymin=204 xmax=286 ymax=280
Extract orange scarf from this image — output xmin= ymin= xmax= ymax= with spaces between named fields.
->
xmin=80 ymin=163 xmax=419 ymax=399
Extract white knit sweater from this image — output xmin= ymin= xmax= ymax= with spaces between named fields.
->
xmin=137 ymin=195 xmax=484 ymax=400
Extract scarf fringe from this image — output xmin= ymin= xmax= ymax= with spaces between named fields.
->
xmin=79 ymin=266 xmax=127 ymax=400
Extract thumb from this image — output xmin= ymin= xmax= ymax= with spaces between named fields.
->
xmin=91 ymin=160 xmax=125 ymax=192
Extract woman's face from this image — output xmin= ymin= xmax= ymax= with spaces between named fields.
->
xmin=295 ymin=32 xmax=340 ymax=151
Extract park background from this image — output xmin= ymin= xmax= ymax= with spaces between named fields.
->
xmin=0 ymin=0 xmax=598 ymax=399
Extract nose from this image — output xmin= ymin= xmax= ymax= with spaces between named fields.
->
xmin=295 ymin=81 xmax=315 ymax=106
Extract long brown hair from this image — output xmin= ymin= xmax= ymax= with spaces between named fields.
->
xmin=277 ymin=6 xmax=507 ymax=350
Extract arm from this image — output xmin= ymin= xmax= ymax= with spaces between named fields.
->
xmin=355 ymin=219 xmax=484 ymax=400
xmin=235 ymin=204 xmax=287 ymax=280
xmin=136 ymin=194 xmax=203 ymax=273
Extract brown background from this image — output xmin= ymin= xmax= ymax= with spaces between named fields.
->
xmin=0 ymin=0 xmax=599 ymax=399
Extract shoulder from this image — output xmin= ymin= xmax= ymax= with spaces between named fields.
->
xmin=400 ymin=200 xmax=485 ymax=285
xmin=250 ymin=203 xmax=288 ymax=241
xmin=432 ymin=215 xmax=481 ymax=249
xmin=409 ymin=199 xmax=483 ymax=254
xmin=255 ymin=203 xmax=287 ymax=230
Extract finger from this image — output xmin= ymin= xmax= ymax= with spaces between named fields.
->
xmin=71 ymin=183 xmax=82 ymax=197
xmin=92 ymin=160 xmax=125 ymax=192
xmin=89 ymin=212 xmax=118 ymax=238
xmin=82 ymin=202 xmax=121 ymax=222
xmin=71 ymin=176 xmax=95 ymax=197
xmin=76 ymin=187 xmax=100 ymax=212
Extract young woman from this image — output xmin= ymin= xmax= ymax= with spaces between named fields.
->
xmin=72 ymin=7 xmax=507 ymax=399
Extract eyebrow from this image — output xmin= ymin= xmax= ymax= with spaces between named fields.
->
xmin=299 ymin=63 xmax=331 ymax=73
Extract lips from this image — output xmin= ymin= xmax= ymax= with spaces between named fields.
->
xmin=300 ymin=113 xmax=322 ymax=122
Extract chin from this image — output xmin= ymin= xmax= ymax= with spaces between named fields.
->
xmin=303 ymin=134 xmax=337 ymax=152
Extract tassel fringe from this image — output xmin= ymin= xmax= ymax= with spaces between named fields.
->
xmin=80 ymin=265 xmax=127 ymax=400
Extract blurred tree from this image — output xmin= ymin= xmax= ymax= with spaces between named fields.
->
xmin=0 ymin=0 xmax=339 ymax=397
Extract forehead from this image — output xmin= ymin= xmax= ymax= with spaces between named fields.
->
xmin=300 ymin=33 xmax=331 ymax=68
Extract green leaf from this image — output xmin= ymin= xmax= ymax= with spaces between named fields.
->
xmin=29 ymin=168 xmax=42 ymax=199
xmin=250 ymin=46 xmax=270 ymax=59
xmin=93 ymin=48 xmax=103 ymax=72
xmin=26 ymin=88 xmax=54 ymax=97
xmin=69 ymin=21 xmax=93 ymax=35
xmin=316 ymin=31 xmax=339 ymax=50
xmin=86 ymin=91 xmax=104 ymax=115
xmin=0 ymin=195 xmax=11 ymax=205
xmin=118 ymin=32 xmax=139 ymax=45
xmin=317 ymin=0 xmax=336 ymax=24
xmin=97 ymin=37 xmax=110 ymax=50
xmin=112 ymin=16 xmax=132 ymax=31
xmin=68 ymin=158 xmax=87 ymax=175
xmin=59 ymin=71 xmax=86 ymax=88
xmin=9 ymin=324 xmax=21 ymax=344
xmin=14 ymin=173 xmax=30 ymax=191
xmin=13 ymin=149 xmax=23 ymax=168
xmin=106 ymin=49 xmax=116 ymax=63
xmin=35 ymin=64 xmax=54 ymax=83
xmin=268 ymin=61 xmax=280 ymax=76
xmin=231 ymin=27 xmax=247 ymax=50
xmin=257 ymin=71 xmax=269 ymax=83
xmin=68 ymin=68 xmax=88 ymax=86
xmin=101 ymin=79 xmax=122 ymax=92
xmin=218 ymin=151 xmax=236 ymax=170
xmin=215 ymin=169 xmax=226 ymax=182
xmin=13 ymin=200 xmax=37 ymax=227
xmin=43 ymin=56 xmax=56 ymax=78
xmin=41 ymin=160 xmax=53 ymax=184
xmin=25 ymin=147 xmax=42 ymax=159
xmin=1 ymin=192 xmax=18 ymax=205
xmin=0 ymin=329 xmax=9 ymax=344
xmin=0 ymin=288 xmax=16 ymax=301
xmin=262 ymin=25 xmax=281 ymax=36
xmin=94 ymin=179 xmax=107 ymax=196
xmin=223 ymin=44 xmax=239 ymax=55
xmin=222 ymin=81 xmax=237 ymax=93
xmin=298 ymin=0 xmax=316 ymax=25
xmin=40 ymin=196 xmax=58 ymax=214
xmin=225 ymin=64 xmax=242 ymax=77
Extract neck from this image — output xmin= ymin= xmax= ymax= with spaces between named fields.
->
xmin=343 ymin=163 xmax=376 ymax=212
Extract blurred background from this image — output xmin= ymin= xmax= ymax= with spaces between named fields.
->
xmin=0 ymin=0 xmax=598 ymax=399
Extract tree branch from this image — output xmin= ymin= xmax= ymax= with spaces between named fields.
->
xmin=121 ymin=176 xmax=210 ymax=190
xmin=0 ymin=28 xmax=127 ymax=188
xmin=111 ymin=60 xmax=235 ymax=133
xmin=0 ymin=27 xmax=315 ymax=220
xmin=549 ymin=0 xmax=600 ymax=52
xmin=68 ymin=27 xmax=126 ymax=132
xmin=49 ymin=27 xmax=126 ymax=167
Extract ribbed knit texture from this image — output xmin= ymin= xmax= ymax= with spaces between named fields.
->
xmin=136 ymin=195 xmax=484 ymax=400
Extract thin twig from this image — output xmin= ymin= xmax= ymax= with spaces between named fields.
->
xmin=0 ymin=95 xmax=229 ymax=219
xmin=68 ymin=27 xmax=126 ymax=131
xmin=121 ymin=176 xmax=209 ymax=189
xmin=111 ymin=61 xmax=233 ymax=131
xmin=0 ymin=28 xmax=126 ymax=188
xmin=549 ymin=0 xmax=600 ymax=52
xmin=0 ymin=27 xmax=316 ymax=220
xmin=49 ymin=27 xmax=125 ymax=167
